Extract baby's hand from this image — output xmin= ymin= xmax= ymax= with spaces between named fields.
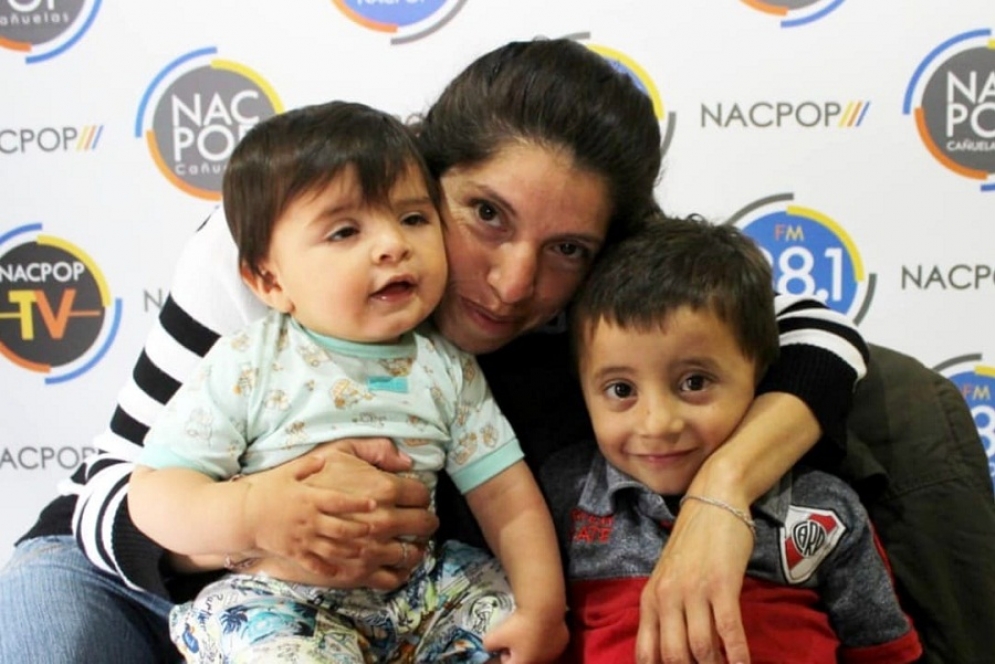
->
xmin=483 ymin=608 xmax=569 ymax=664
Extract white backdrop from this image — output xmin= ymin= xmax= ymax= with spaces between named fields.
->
xmin=1 ymin=0 xmax=993 ymax=566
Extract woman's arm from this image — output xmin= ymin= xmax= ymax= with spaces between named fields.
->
xmin=69 ymin=208 xmax=265 ymax=594
xmin=637 ymin=294 xmax=869 ymax=664
xmin=466 ymin=461 xmax=569 ymax=663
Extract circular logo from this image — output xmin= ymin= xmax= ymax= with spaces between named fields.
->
xmin=904 ymin=29 xmax=995 ymax=192
xmin=0 ymin=223 xmax=121 ymax=383
xmin=727 ymin=194 xmax=874 ymax=322
xmin=936 ymin=355 xmax=995 ymax=487
xmin=331 ymin=0 xmax=465 ymax=45
xmin=740 ymin=0 xmax=845 ymax=27
xmin=134 ymin=47 xmax=283 ymax=200
xmin=583 ymin=41 xmax=676 ymax=157
xmin=0 ymin=0 xmax=99 ymax=63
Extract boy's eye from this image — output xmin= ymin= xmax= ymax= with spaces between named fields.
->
xmin=679 ymin=375 xmax=709 ymax=392
xmin=604 ymin=381 xmax=635 ymax=400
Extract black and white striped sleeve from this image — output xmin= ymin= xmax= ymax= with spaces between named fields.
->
xmin=759 ymin=293 xmax=870 ymax=459
xmin=64 ymin=207 xmax=266 ymax=595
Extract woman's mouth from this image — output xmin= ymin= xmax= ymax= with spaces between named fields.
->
xmin=461 ymin=297 xmax=520 ymax=331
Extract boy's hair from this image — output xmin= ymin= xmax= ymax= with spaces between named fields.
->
xmin=570 ymin=214 xmax=780 ymax=380
xmin=223 ymin=100 xmax=439 ymax=275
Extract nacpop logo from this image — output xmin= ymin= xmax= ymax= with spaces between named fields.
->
xmin=0 ymin=124 xmax=103 ymax=154
xmin=331 ymin=0 xmax=465 ymax=45
xmin=701 ymin=100 xmax=870 ymax=129
xmin=0 ymin=0 xmax=100 ymax=64
xmin=135 ymin=47 xmax=283 ymax=200
xmin=581 ymin=39 xmax=675 ymax=157
xmin=0 ymin=223 xmax=121 ymax=384
xmin=740 ymin=0 xmax=845 ymax=28
xmin=727 ymin=193 xmax=874 ymax=322
xmin=935 ymin=354 xmax=995 ymax=486
xmin=904 ymin=29 xmax=995 ymax=192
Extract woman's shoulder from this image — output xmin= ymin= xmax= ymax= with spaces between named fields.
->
xmin=169 ymin=205 xmax=268 ymax=337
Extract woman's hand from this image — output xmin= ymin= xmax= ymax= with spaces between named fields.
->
xmin=297 ymin=439 xmax=440 ymax=589
xmin=636 ymin=392 xmax=821 ymax=663
xmin=169 ymin=438 xmax=438 ymax=590
xmin=636 ymin=496 xmax=754 ymax=664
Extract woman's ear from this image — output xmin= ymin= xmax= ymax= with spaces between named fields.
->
xmin=240 ymin=262 xmax=293 ymax=313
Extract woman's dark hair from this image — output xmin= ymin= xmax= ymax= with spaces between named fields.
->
xmin=223 ymin=100 xmax=439 ymax=275
xmin=570 ymin=213 xmax=780 ymax=381
xmin=416 ymin=38 xmax=662 ymax=246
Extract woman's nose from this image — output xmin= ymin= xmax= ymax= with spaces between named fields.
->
xmin=486 ymin=243 xmax=537 ymax=304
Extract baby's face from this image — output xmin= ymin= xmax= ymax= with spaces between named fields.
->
xmin=578 ymin=308 xmax=757 ymax=496
xmin=256 ymin=164 xmax=447 ymax=343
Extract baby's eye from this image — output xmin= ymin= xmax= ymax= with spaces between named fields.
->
xmin=327 ymin=226 xmax=358 ymax=242
xmin=604 ymin=381 xmax=635 ymax=400
xmin=679 ymin=375 xmax=710 ymax=392
xmin=401 ymin=212 xmax=430 ymax=226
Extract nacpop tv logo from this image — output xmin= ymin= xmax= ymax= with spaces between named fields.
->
xmin=935 ymin=354 xmax=995 ymax=486
xmin=904 ymin=29 xmax=995 ymax=192
xmin=135 ymin=47 xmax=283 ymax=200
xmin=727 ymin=194 xmax=874 ymax=322
xmin=0 ymin=223 xmax=121 ymax=384
xmin=740 ymin=0 xmax=845 ymax=28
xmin=331 ymin=0 xmax=465 ymax=45
xmin=0 ymin=0 xmax=99 ymax=63
xmin=579 ymin=38 xmax=675 ymax=157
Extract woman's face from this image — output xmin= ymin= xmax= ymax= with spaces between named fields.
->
xmin=433 ymin=142 xmax=612 ymax=354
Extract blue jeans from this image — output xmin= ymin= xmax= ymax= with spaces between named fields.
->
xmin=0 ymin=535 xmax=177 ymax=663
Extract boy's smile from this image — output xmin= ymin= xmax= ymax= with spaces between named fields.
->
xmin=578 ymin=307 xmax=758 ymax=496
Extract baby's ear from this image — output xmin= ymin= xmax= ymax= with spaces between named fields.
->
xmin=240 ymin=262 xmax=293 ymax=313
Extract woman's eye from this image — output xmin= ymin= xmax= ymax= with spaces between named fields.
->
xmin=553 ymin=242 xmax=592 ymax=262
xmin=679 ymin=375 xmax=709 ymax=392
xmin=605 ymin=382 xmax=634 ymax=400
xmin=474 ymin=201 xmax=500 ymax=226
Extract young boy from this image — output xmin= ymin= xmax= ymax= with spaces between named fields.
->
xmin=543 ymin=216 xmax=922 ymax=663
xmin=128 ymin=101 xmax=567 ymax=663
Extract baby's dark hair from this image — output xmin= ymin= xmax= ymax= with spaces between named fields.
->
xmin=570 ymin=214 xmax=779 ymax=380
xmin=223 ymin=100 xmax=439 ymax=275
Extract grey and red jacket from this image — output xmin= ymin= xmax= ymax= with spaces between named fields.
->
xmin=541 ymin=443 xmax=922 ymax=664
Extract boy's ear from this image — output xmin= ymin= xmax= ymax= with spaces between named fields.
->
xmin=240 ymin=261 xmax=293 ymax=313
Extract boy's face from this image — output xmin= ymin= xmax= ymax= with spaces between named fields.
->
xmin=247 ymin=164 xmax=447 ymax=343
xmin=578 ymin=307 xmax=757 ymax=496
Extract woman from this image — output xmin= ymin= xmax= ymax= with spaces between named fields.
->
xmin=0 ymin=38 xmax=972 ymax=664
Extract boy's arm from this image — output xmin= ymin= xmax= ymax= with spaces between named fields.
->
xmin=466 ymin=460 xmax=569 ymax=662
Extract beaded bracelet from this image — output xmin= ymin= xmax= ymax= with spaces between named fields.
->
xmin=680 ymin=494 xmax=756 ymax=538
xmin=224 ymin=553 xmax=257 ymax=571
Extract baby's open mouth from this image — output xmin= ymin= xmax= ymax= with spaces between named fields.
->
xmin=373 ymin=279 xmax=416 ymax=298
